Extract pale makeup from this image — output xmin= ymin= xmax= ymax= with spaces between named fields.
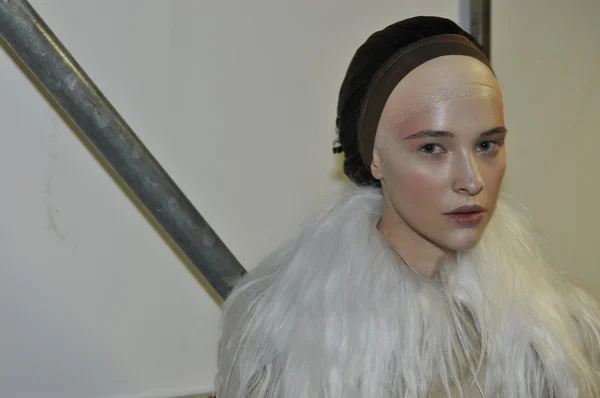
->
xmin=371 ymin=55 xmax=506 ymax=278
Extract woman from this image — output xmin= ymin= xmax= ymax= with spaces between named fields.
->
xmin=215 ymin=16 xmax=600 ymax=397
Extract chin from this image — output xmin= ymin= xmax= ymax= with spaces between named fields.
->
xmin=437 ymin=227 xmax=487 ymax=253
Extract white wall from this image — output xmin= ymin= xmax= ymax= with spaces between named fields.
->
xmin=0 ymin=1 xmax=461 ymax=397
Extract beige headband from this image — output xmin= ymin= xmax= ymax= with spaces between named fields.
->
xmin=356 ymin=34 xmax=493 ymax=169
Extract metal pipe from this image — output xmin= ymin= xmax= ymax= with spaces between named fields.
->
xmin=469 ymin=0 xmax=491 ymax=60
xmin=0 ymin=0 xmax=246 ymax=300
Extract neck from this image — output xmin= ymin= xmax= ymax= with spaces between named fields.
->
xmin=377 ymin=199 xmax=449 ymax=279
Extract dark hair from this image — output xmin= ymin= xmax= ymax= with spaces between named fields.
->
xmin=333 ymin=16 xmax=485 ymax=186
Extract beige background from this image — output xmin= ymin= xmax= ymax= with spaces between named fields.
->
xmin=0 ymin=1 xmax=597 ymax=397
xmin=492 ymin=0 xmax=600 ymax=295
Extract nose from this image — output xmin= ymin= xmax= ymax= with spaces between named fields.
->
xmin=452 ymin=152 xmax=483 ymax=196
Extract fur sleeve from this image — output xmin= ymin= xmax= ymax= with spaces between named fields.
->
xmin=566 ymin=282 xmax=600 ymax=369
xmin=215 ymin=252 xmax=288 ymax=398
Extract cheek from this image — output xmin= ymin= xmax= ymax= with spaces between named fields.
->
xmin=382 ymin=154 xmax=448 ymax=208
xmin=483 ymin=161 xmax=506 ymax=193
xmin=400 ymin=170 xmax=444 ymax=207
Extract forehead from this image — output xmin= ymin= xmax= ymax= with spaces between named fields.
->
xmin=378 ymin=55 xmax=504 ymax=132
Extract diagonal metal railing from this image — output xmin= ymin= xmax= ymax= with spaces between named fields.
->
xmin=0 ymin=0 xmax=246 ymax=301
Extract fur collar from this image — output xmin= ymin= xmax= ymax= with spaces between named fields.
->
xmin=216 ymin=187 xmax=600 ymax=397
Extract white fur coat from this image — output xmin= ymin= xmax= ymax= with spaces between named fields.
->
xmin=216 ymin=187 xmax=600 ymax=397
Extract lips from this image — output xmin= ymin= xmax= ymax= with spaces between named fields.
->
xmin=444 ymin=205 xmax=486 ymax=226
xmin=445 ymin=204 xmax=485 ymax=214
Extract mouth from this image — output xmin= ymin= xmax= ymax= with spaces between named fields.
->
xmin=444 ymin=205 xmax=486 ymax=226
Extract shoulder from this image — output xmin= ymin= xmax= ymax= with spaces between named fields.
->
xmin=215 ymin=186 xmax=386 ymax=396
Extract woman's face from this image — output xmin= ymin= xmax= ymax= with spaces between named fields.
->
xmin=371 ymin=55 xmax=506 ymax=253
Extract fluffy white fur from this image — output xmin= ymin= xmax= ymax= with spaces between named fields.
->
xmin=216 ymin=187 xmax=600 ymax=397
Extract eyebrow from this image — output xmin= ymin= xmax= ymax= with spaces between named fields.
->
xmin=404 ymin=126 xmax=508 ymax=140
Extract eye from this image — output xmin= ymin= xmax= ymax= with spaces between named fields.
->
xmin=477 ymin=140 xmax=503 ymax=154
xmin=419 ymin=143 xmax=445 ymax=155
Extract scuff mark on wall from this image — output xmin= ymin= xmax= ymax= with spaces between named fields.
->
xmin=46 ymin=204 xmax=64 ymax=241
xmin=43 ymin=113 xmax=67 ymax=243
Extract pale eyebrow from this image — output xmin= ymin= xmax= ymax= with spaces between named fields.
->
xmin=404 ymin=126 xmax=508 ymax=140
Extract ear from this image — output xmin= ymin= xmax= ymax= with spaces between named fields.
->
xmin=371 ymin=148 xmax=384 ymax=181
